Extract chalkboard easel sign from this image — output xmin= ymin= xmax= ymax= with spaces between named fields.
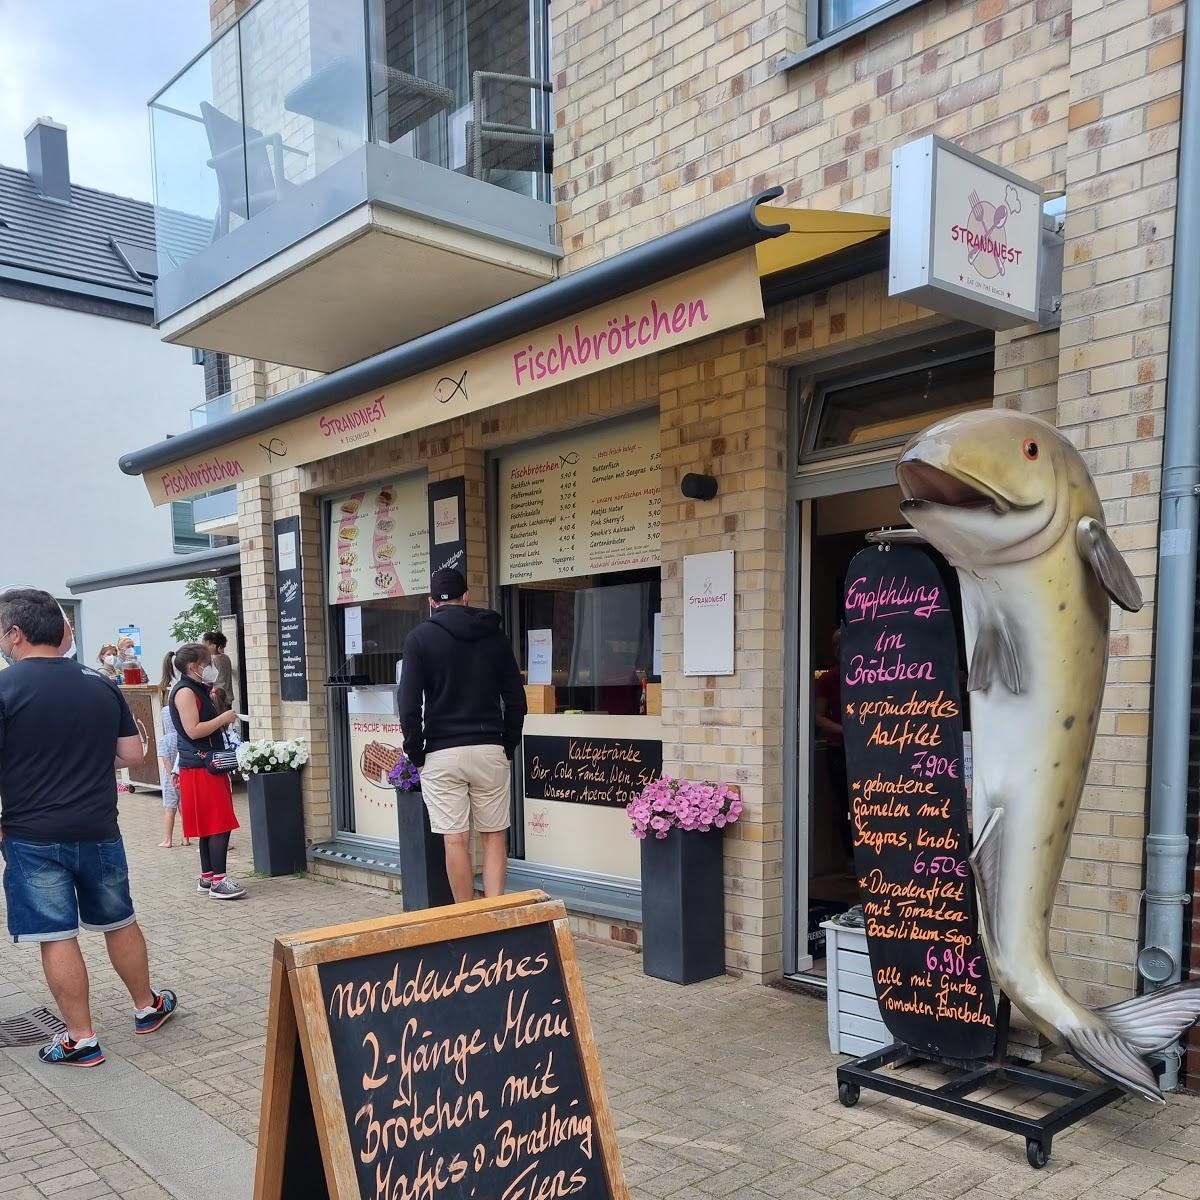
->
xmin=253 ymin=891 xmax=627 ymax=1199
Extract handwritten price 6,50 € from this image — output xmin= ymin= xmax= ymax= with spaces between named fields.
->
xmin=912 ymin=851 xmax=968 ymax=878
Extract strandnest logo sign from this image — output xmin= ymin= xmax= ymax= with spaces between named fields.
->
xmin=683 ymin=551 xmax=735 ymax=676
xmin=889 ymin=135 xmax=1046 ymax=330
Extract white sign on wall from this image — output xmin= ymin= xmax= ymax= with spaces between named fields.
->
xmin=889 ymin=135 xmax=1046 ymax=330
xmin=527 ymin=628 xmax=553 ymax=685
xmin=682 ymin=550 xmax=734 ymax=677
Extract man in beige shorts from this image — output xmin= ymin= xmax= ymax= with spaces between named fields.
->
xmin=397 ymin=568 xmax=527 ymax=902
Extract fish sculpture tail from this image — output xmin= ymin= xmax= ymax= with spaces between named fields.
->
xmin=1066 ymin=985 xmax=1200 ymax=1103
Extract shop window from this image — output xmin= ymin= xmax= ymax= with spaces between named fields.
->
xmin=509 ymin=569 xmax=660 ymax=716
xmin=798 ymin=334 xmax=994 ymax=463
xmin=328 ymin=597 xmax=429 ymax=685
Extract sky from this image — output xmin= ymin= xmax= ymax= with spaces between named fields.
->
xmin=0 ymin=1 xmax=212 ymax=202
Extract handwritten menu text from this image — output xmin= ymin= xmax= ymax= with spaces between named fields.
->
xmin=318 ymin=923 xmax=613 ymax=1200
xmin=839 ymin=546 xmax=996 ymax=1061
xmin=523 ymin=736 xmax=661 ymax=809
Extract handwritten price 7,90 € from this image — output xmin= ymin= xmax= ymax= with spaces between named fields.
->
xmin=911 ymin=751 xmax=958 ymax=779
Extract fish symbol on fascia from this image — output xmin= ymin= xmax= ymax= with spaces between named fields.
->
xmin=897 ymin=408 xmax=1200 ymax=1103
xmin=434 ymin=371 xmax=468 ymax=405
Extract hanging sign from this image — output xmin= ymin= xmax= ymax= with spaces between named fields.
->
xmin=252 ymin=892 xmax=628 ymax=1199
xmin=328 ymin=476 xmax=429 ymax=605
xmin=889 ymin=135 xmax=1045 ymax=330
xmin=682 ymin=550 xmax=734 ymax=676
xmin=498 ymin=414 xmax=660 ymax=585
xmin=141 ymin=252 xmax=764 ymax=504
xmin=274 ymin=516 xmax=307 ymax=702
xmin=839 ymin=544 xmax=995 ymax=1060
xmin=427 ymin=476 xmax=467 ymax=579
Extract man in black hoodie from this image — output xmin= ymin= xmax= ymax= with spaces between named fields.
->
xmin=398 ymin=568 xmax=526 ymax=902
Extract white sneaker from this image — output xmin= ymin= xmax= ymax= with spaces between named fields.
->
xmin=208 ymin=878 xmax=245 ymax=899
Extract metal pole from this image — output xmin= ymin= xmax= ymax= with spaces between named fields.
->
xmin=1140 ymin=0 xmax=1200 ymax=1091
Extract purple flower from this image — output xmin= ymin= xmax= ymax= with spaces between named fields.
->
xmin=625 ymin=775 xmax=743 ymax=838
xmin=387 ymin=754 xmax=422 ymax=793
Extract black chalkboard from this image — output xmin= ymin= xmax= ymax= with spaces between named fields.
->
xmin=317 ymin=920 xmax=613 ymax=1199
xmin=839 ymin=544 xmax=996 ymax=1061
xmin=274 ymin=516 xmax=308 ymax=702
xmin=523 ymin=735 xmax=661 ymax=808
xmin=428 ymin=476 xmax=468 ymax=579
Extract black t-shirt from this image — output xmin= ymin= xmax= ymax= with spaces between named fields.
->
xmin=0 ymin=658 xmax=138 ymax=843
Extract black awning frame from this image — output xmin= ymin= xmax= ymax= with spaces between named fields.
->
xmin=121 ymin=188 xmax=787 ymax=477
xmin=66 ymin=545 xmax=242 ymax=594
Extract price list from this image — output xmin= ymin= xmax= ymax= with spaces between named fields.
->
xmin=839 ymin=544 xmax=996 ymax=1061
xmin=499 ymin=415 xmax=660 ymax=585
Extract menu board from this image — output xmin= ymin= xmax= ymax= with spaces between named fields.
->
xmin=839 ymin=545 xmax=996 ymax=1061
xmin=328 ymin=475 xmax=429 ymax=605
xmin=275 ymin=516 xmax=308 ymax=702
xmin=523 ymin=735 xmax=661 ymax=808
xmin=252 ymin=893 xmax=628 ymax=1199
xmin=498 ymin=414 xmax=660 ymax=585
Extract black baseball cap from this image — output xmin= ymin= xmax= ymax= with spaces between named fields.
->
xmin=430 ymin=568 xmax=467 ymax=601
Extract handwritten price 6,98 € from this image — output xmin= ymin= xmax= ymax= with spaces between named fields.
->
xmin=911 ymin=751 xmax=958 ymax=779
xmin=927 ymin=945 xmax=984 ymax=979
xmin=912 ymin=851 xmax=968 ymax=877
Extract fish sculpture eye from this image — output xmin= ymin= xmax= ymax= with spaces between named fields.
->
xmin=1023 ymin=439 xmax=1039 ymax=460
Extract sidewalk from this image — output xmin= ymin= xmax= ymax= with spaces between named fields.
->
xmin=0 ymin=793 xmax=1197 ymax=1199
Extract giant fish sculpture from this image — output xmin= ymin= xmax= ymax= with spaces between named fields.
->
xmin=896 ymin=408 xmax=1200 ymax=1102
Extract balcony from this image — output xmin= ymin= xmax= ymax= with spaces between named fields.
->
xmin=150 ymin=0 xmax=559 ymax=372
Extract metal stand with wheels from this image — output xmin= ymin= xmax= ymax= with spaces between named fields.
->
xmin=835 ymin=997 xmax=1127 ymax=1168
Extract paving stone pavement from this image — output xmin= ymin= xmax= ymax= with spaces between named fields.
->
xmin=0 ymin=791 xmax=1196 ymax=1198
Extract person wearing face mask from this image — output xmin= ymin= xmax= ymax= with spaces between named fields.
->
xmin=168 ymin=645 xmax=244 ymax=899
xmin=0 ymin=588 xmax=178 ymax=1067
xmin=96 ymin=645 xmax=120 ymax=683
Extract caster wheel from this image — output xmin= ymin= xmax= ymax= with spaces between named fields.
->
xmin=1026 ymin=1139 xmax=1048 ymax=1169
xmin=126 ymin=785 xmax=136 ymax=794
xmin=838 ymin=1081 xmax=860 ymax=1107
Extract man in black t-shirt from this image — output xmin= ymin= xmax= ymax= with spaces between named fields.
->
xmin=0 ymin=590 xmax=178 ymax=1066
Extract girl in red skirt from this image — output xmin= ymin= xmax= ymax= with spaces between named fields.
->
xmin=168 ymin=645 xmax=245 ymax=899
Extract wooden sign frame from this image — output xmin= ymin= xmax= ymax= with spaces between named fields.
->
xmin=253 ymin=891 xmax=628 ymax=1200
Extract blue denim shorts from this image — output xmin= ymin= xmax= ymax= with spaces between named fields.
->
xmin=2 ymin=838 xmax=136 ymax=943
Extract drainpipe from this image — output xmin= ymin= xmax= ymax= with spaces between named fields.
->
xmin=1139 ymin=0 xmax=1200 ymax=1092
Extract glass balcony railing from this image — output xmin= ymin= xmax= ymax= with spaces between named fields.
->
xmin=189 ymin=391 xmax=234 ymax=429
xmin=149 ymin=0 xmax=552 ymax=283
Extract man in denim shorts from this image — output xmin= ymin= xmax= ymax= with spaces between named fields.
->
xmin=0 ymin=589 xmax=177 ymax=1065
xmin=399 ymin=568 xmax=526 ymax=903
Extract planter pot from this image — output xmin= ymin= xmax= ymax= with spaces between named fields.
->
xmin=640 ymin=827 xmax=726 ymax=984
xmin=395 ymin=789 xmax=454 ymax=912
xmin=247 ymin=770 xmax=306 ymax=876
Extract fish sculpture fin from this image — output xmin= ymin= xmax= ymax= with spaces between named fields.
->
xmin=967 ymin=808 xmax=1003 ymax=947
xmin=1076 ymin=517 xmax=1143 ymax=613
xmin=1063 ymin=983 xmax=1200 ymax=1103
xmin=967 ymin=614 xmax=1022 ymax=694
xmin=1064 ymin=1026 xmax=1164 ymax=1103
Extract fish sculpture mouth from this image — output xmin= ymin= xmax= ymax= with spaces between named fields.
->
xmin=898 ymin=460 xmax=1013 ymax=515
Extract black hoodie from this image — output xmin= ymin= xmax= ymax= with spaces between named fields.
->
xmin=397 ymin=605 xmax=527 ymax=766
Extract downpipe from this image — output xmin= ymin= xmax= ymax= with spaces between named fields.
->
xmin=1139 ymin=0 xmax=1200 ymax=1092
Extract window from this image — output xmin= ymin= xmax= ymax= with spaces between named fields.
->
xmin=328 ymin=596 xmax=428 ymax=684
xmin=510 ymin=569 xmax=660 ymax=716
xmin=172 ymin=499 xmax=214 ymax=553
xmin=784 ymin=0 xmax=930 ymax=67
xmin=798 ymin=334 xmax=995 ymax=463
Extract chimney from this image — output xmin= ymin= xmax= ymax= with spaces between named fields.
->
xmin=24 ymin=118 xmax=70 ymax=201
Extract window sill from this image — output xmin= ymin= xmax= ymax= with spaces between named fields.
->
xmin=779 ymin=0 xmax=929 ymax=71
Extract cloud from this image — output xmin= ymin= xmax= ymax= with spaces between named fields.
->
xmin=0 ymin=0 xmax=210 ymax=201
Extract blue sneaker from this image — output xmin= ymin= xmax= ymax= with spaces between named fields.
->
xmin=134 ymin=989 xmax=178 ymax=1034
xmin=38 ymin=1031 xmax=105 ymax=1067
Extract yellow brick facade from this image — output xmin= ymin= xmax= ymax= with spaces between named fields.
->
xmin=205 ymin=0 xmax=1184 ymax=999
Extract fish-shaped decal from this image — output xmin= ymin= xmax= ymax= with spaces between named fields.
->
xmin=897 ymin=408 xmax=1200 ymax=1102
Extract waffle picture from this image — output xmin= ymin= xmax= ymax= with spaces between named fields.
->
xmin=361 ymin=741 xmax=404 ymax=786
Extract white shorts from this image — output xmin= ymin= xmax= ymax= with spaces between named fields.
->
xmin=420 ymin=744 xmax=512 ymax=835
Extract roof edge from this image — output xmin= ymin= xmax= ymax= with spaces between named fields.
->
xmin=65 ymin=545 xmax=241 ymax=594
xmin=120 ymin=188 xmax=787 ymax=476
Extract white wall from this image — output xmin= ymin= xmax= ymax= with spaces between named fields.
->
xmin=0 ymin=295 xmax=206 ymax=671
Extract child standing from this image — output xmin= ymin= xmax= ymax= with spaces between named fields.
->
xmin=157 ymin=652 xmax=189 ymax=848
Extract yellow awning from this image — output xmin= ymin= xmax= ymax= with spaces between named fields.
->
xmin=754 ymin=206 xmax=889 ymax=278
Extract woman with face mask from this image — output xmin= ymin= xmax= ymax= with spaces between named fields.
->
xmin=168 ymin=644 xmax=244 ymax=899
xmin=96 ymin=644 xmax=120 ymax=682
